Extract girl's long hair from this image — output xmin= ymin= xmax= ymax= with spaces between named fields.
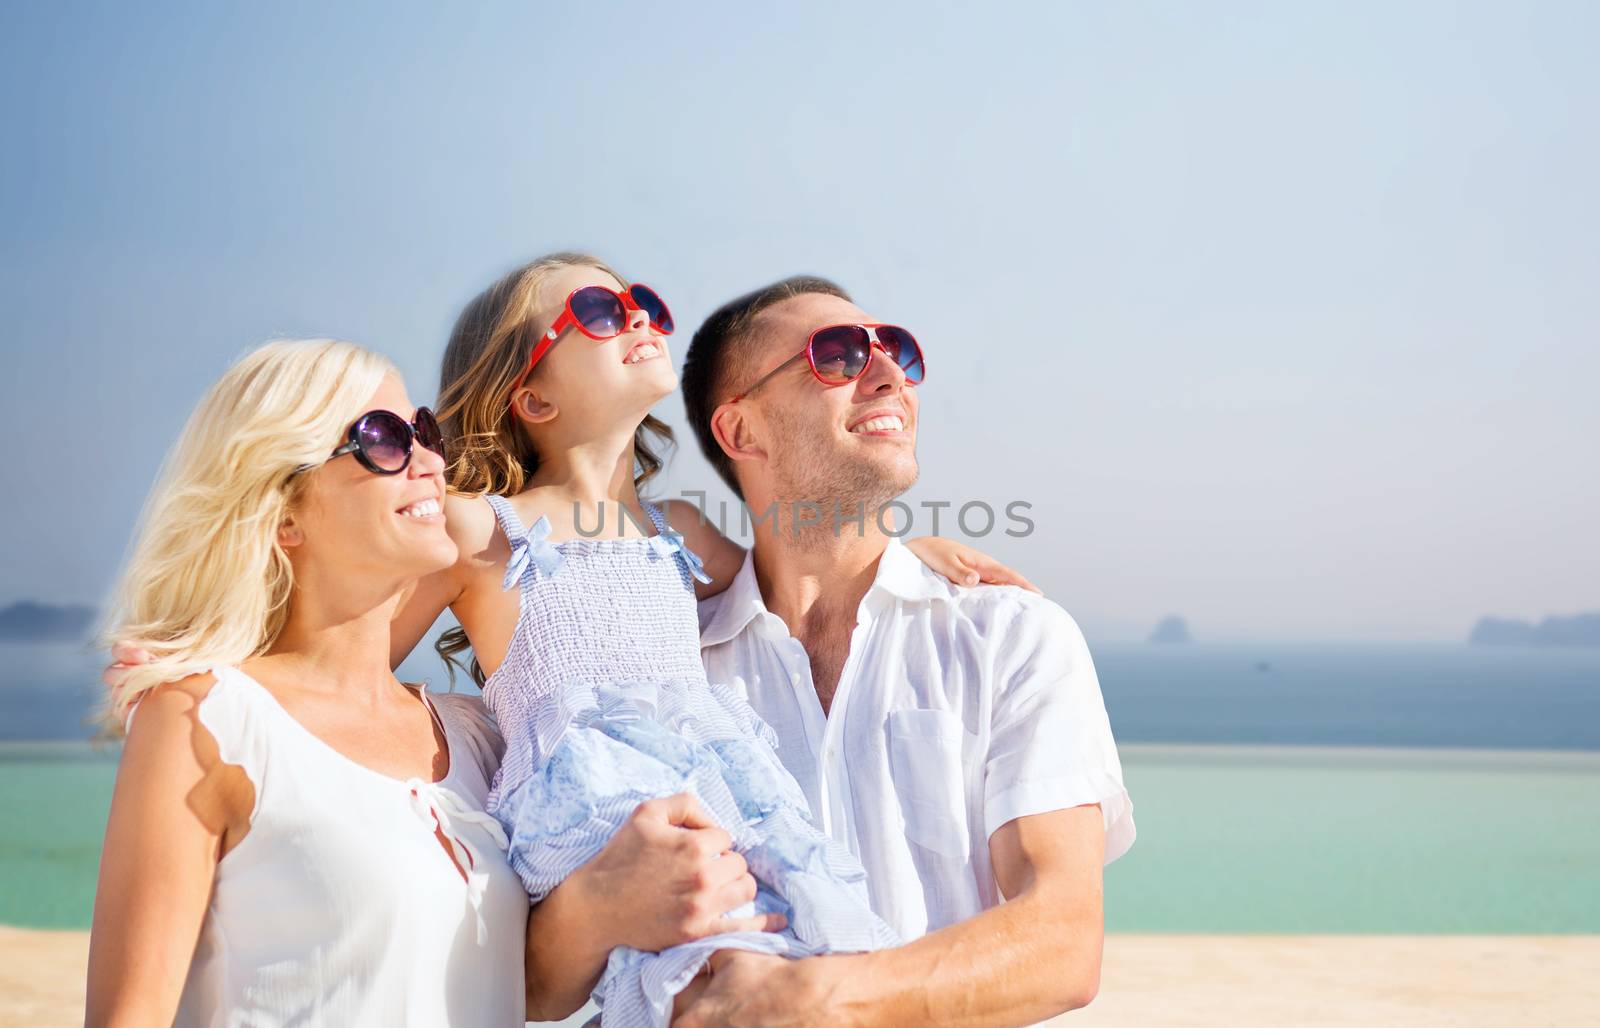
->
xmin=100 ymin=339 xmax=394 ymax=730
xmin=433 ymin=252 xmax=674 ymax=685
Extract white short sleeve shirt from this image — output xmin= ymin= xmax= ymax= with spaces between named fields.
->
xmin=699 ymin=537 xmax=1135 ymax=941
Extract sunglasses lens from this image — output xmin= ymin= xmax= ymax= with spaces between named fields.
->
xmin=413 ymin=407 xmax=445 ymax=458
xmin=629 ymin=285 xmax=674 ymax=334
xmin=569 ymin=286 xmax=627 ymax=338
xmin=356 ymin=412 xmax=411 ymax=473
xmin=875 ymin=326 xmax=925 ymax=384
xmin=809 ymin=326 xmax=872 ymax=383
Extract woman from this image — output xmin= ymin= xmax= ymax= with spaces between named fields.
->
xmin=85 ymin=339 xmax=525 ymax=1024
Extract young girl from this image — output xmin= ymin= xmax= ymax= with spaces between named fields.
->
xmin=387 ymin=253 xmax=1027 ymax=1024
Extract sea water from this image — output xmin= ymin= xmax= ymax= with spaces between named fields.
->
xmin=3 ymin=642 xmax=1598 ymax=931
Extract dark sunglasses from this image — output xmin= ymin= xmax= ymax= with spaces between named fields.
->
xmin=728 ymin=324 xmax=925 ymax=404
xmin=517 ymin=283 xmax=674 ymax=385
xmin=303 ymin=407 xmax=445 ymax=476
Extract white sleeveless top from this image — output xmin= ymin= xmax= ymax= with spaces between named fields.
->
xmin=159 ymin=665 xmax=528 ymax=1027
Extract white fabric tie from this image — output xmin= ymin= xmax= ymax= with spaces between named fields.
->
xmin=405 ymin=779 xmax=511 ymax=945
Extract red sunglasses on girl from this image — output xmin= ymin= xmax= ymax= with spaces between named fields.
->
xmin=517 ymin=283 xmax=674 ymax=383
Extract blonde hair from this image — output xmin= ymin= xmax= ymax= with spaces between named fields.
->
xmin=433 ymin=252 xmax=675 ymax=683
xmin=100 ymin=339 xmax=395 ymax=730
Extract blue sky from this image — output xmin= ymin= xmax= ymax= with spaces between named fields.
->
xmin=2 ymin=0 xmax=1596 ymax=642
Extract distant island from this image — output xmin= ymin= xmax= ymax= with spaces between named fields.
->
xmin=0 ymin=601 xmax=98 ymax=643
xmin=1468 ymin=612 xmax=1600 ymax=647
xmin=1150 ymin=615 xmax=1192 ymax=644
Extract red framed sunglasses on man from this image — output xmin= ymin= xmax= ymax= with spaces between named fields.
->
xmin=727 ymin=323 xmax=926 ymax=403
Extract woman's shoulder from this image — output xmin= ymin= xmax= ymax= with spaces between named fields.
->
xmin=127 ymin=665 xmax=279 ymax=734
xmin=147 ymin=668 xmax=223 ymax=704
xmin=121 ymin=669 xmax=262 ymax=821
xmin=124 ymin=670 xmax=221 ymax=736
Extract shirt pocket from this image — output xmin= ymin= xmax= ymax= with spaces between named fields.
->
xmin=885 ymin=708 xmax=970 ymax=859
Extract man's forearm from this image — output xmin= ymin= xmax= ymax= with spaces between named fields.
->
xmin=522 ymin=871 xmax=613 ymax=1021
xmin=803 ymin=879 xmax=1102 ymax=1027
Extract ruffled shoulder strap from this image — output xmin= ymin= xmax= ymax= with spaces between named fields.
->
xmin=123 ymin=668 xmax=271 ymax=815
xmin=643 ymin=501 xmax=713 ymax=586
xmin=194 ymin=665 xmax=277 ymax=822
xmin=485 ymin=494 xmax=564 ymax=589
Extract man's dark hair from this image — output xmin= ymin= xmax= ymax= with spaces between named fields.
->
xmin=681 ymin=275 xmax=852 ymax=499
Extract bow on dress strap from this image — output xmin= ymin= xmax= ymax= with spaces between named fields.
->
xmin=405 ymin=778 xmax=511 ymax=945
xmin=502 ymin=515 xmax=565 ymax=590
xmin=647 ymin=528 xmax=713 ymax=585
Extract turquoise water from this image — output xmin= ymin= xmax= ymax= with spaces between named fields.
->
xmin=6 ymin=642 xmax=1597 ymax=931
xmin=5 ymin=741 xmax=1597 ymax=933
xmin=1 ymin=743 xmax=120 ymax=929
xmin=1108 ymin=744 xmax=1600 ymax=933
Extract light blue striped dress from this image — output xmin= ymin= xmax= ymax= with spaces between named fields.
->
xmin=479 ymin=495 xmax=897 ymax=1027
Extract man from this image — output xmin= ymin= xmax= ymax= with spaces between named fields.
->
xmin=670 ymin=276 xmax=1136 ymax=1025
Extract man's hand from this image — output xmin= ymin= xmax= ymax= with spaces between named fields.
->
xmin=103 ymin=640 xmax=153 ymax=690
xmin=574 ymin=794 xmax=786 ymax=954
xmin=526 ymin=794 xmax=790 ymax=1020
xmin=672 ymin=951 xmax=839 ymax=1028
